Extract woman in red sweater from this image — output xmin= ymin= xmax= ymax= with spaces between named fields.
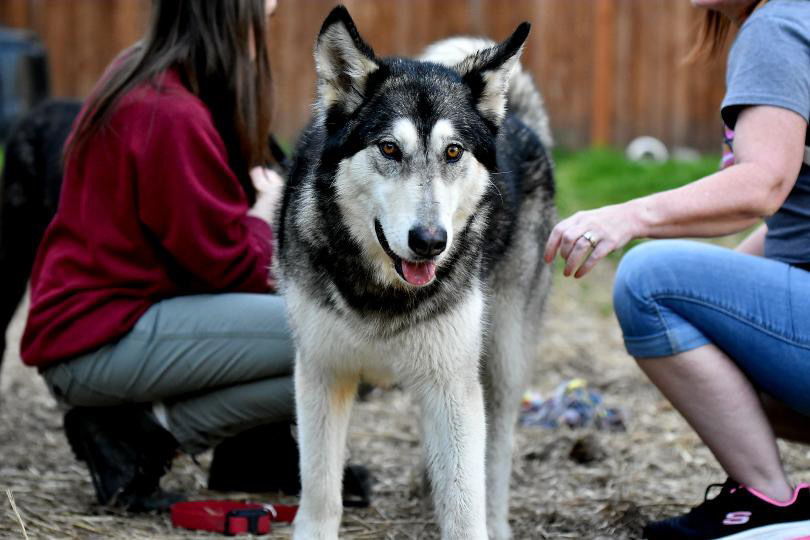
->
xmin=20 ymin=0 xmax=300 ymax=511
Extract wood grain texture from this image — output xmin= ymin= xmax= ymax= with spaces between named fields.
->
xmin=0 ymin=0 xmax=728 ymax=152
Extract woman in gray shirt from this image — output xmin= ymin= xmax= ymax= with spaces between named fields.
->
xmin=546 ymin=0 xmax=810 ymax=538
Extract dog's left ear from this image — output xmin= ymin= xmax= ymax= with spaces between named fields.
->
xmin=455 ymin=22 xmax=530 ymax=126
xmin=314 ymin=6 xmax=380 ymax=115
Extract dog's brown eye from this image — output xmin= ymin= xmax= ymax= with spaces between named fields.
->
xmin=445 ymin=144 xmax=463 ymax=162
xmin=379 ymin=142 xmax=401 ymax=160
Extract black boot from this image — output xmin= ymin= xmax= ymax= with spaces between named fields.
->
xmin=64 ymin=405 xmax=184 ymax=512
xmin=208 ymin=421 xmax=301 ymax=495
xmin=207 ymin=421 xmax=372 ymax=507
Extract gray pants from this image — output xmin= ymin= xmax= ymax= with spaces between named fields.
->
xmin=42 ymin=293 xmax=295 ymax=454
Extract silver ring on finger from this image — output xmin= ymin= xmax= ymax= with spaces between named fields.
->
xmin=581 ymin=230 xmax=600 ymax=249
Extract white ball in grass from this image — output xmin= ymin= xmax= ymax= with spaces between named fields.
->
xmin=626 ymin=136 xmax=669 ymax=163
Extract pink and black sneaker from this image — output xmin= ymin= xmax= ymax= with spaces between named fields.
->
xmin=643 ymin=478 xmax=810 ymax=539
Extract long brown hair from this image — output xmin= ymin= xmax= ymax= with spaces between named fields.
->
xmin=686 ymin=1 xmax=768 ymax=64
xmin=65 ymin=0 xmax=273 ymax=203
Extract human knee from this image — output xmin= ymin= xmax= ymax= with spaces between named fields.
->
xmin=614 ymin=240 xmax=697 ymax=298
xmin=613 ymin=241 xmax=694 ymax=332
xmin=614 ymin=243 xmax=663 ymax=315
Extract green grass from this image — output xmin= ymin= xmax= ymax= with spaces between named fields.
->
xmin=553 ymin=147 xmax=721 ymax=218
xmin=549 ymin=147 xmax=726 ymax=264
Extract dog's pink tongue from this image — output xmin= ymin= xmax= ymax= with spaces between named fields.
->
xmin=402 ymin=261 xmax=436 ymax=286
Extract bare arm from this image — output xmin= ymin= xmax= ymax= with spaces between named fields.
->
xmin=628 ymin=106 xmax=805 ymax=238
xmin=545 ymin=105 xmax=807 ymax=277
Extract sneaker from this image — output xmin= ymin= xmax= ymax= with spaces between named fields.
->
xmin=64 ymin=405 xmax=183 ymax=512
xmin=644 ymin=478 xmax=810 ymax=539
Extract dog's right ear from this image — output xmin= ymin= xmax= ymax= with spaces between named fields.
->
xmin=454 ymin=22 xmax=530 ymax=127
xmin=314 ymin=6 xmax=379 ymax=116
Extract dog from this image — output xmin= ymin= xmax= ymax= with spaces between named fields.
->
xmin=276 ymin=6 xmax=555 ymax=539
xmin=0 ymin=100 xmax=81 ymax=372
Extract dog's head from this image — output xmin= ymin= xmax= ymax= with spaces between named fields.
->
xmin=314 ymin=6 xmax=529 ymax=289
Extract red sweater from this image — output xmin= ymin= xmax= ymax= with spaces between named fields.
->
xmin=21 ymin=70 xmax=273 ymax=367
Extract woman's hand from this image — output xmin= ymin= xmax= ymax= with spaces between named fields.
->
xmin=248 ymin=166 xmax=285 ymax=225
xmin=248 ymin=167 xmax=285 ymax=292
xmin=544 ymin=201 xmax=643 ymax=278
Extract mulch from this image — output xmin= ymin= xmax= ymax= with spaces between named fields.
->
xmin=2 ymin=262 xmax=807 ymax=539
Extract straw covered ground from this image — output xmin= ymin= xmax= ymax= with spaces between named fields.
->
xmin=1 ymin=261 xmax=808 ymax=539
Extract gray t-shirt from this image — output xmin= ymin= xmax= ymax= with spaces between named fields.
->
xmin=721 ymin=0 xmax=810 ymax=264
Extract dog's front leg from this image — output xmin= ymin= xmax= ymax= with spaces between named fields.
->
xmin=482 ymin=293 xmax=531 ymax=540
xmin=417 ymin=374 xmax=488 ymax=540
xmin=293 ymin=355 xmax=357 ymax=540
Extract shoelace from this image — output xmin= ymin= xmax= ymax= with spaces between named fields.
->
xmin=684 ymin=482 xmax=740 ymax=518
xmin=704 ymin=483 xmax=731 ymax=502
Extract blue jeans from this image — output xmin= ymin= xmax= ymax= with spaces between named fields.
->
xmin=613 ymin=240 xmax=810 ymax=416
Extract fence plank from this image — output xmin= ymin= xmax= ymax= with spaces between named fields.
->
xmin=0 ymin=0 xmax=729 ymax=152
xmin=0 ymin=0 xmax=31 ymax=28
xmin=591 ymin=0 xmax=616 ymax=146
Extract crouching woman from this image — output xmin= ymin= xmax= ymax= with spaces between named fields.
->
xmin=20 ymin=0 xmax=297 ymax=511
xmin=545 ymin=0 xmax=810 ymax=538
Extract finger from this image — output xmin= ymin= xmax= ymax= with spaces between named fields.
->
xmin=573 ymin=241 xmax=613 ymax=278
xmin=265 ymin=169 xmax=286 ymax=186
xmin=250 ymin=167 xmax=270 ymax=190
xmin=563 ymin=236 xmax=592 ymax=277
xmin=559 ymin=227 xmax=585 ymax=261
xmin=544 ymin=225 xmax=564 ymax=263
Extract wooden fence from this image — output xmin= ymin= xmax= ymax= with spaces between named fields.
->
xmin=0 ymin=0 xmax=729 ymax=152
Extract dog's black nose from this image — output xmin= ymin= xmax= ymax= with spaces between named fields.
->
xmin=408 ymin=226 xmax=447 ymax=258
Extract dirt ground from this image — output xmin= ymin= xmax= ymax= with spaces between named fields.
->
xmin=1 ymin=261 xmax=808 ymax=539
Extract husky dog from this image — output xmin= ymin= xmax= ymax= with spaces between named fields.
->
xmin=277 ymin=6 xmax=555 ymax=539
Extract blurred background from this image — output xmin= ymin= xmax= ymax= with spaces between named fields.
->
xmin=0 ymin=7 xmax=758 ymax=538
xmin=0 ymin=0 xmax=731 ymax=216
xmin=0 ymin=0 xmax=729 ymax=149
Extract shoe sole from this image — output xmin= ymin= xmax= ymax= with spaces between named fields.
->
xmin=714 ymin=520 xmax=810 ymax=539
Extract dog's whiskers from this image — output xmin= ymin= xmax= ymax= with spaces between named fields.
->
xmin=487 ymin=176 xmax=505 ymax=203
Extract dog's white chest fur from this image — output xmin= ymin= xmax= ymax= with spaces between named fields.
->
xmin=284 ymin=282 xmax=486 ymax=389
xmin=287 ymin=282 xmax=491 ymax=540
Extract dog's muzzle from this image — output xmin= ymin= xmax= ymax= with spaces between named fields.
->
xmin=374 ymin=219 xmax=438 ymax=287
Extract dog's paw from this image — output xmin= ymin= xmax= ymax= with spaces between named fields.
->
xmin=292 ymin=518 xmax=340 ymax=540
xmin=487 ymin=519 xmax=513 ymax=540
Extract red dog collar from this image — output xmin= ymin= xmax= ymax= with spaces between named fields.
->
xmin=170 ymin=500 xmax=298 ymax=536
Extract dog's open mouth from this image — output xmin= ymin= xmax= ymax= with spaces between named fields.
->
xmin=374 ymin=219 xmax=436 ymax=287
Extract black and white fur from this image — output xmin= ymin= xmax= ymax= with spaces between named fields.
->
xmin=0 ymin=100 xmax=81 ymax=372
xmin=277 ymin=7 xmax=555 ymax=539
